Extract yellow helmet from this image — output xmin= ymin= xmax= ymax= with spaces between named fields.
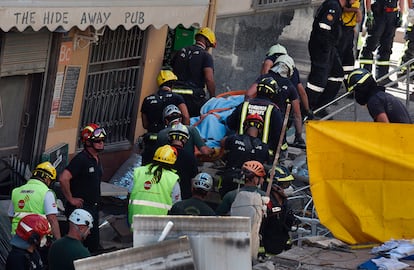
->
xmin=32 ymin=161 xmax=57 ymax=181
xmin=157 ymin=70 xmax=178 ymax=87
xmin=153 ymin=145 xmax=177 ymax=165
xmin=196 ymin=27 xmax=216 ymax=48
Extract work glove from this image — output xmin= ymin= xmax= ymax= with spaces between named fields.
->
xmin=409 ymin=9 xmax=414 ymax=25
xmin=395 ymin=11 xmax=402 ymax=28
xmin=304 ymin=110 xmax=314 ymax=120
xmin=365 ymin=11 xmax=374 ymax=31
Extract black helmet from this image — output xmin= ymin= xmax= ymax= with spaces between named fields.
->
xmin=347 ymin=68 xmax=377 ymax=105
xmin=256 ymin=77 xmax=280 ymax=100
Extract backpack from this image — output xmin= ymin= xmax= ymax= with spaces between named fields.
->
xmin=230 ymin=190 xmax=264 ymax=259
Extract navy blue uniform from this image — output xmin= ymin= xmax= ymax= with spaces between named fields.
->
xmin=227 ymin=97 xmax=283 ymax=155
xmin=219 ymin=134 xmax=270 ymax=197
xmin=366 ymin=88 xmax=412 ymax=123
xmin=360 ymin=0 xmax=400 ymax=78
xmin=255 ymin=72 xmax=299 ymax=114
xmin=306 ymin=0 xmax=344 ymax=110
xmin=64 ymin=150 xmax=103 ymax=253
xmin=171 ymin=44 xmax=214 ymax=116
xmin=140 ymin=90 xmax=186 ymax=133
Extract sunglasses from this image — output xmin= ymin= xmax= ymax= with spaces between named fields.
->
xmin=92 ymin=139 xmax=105 ymax=144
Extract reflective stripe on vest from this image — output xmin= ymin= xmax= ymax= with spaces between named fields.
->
xmin=172 ymin=89 xmax=194 ymax=95
xmin=129 ymin=199 xmax=172 ymax=210
xmin=238 ymin=101 xmax=273 ymax=144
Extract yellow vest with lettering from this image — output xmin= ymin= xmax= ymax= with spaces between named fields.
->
xmin=11 ymin=179 xmax=50 ymax=233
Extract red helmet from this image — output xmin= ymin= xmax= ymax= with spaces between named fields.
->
xmin=81 ymin=123 xmax=107 ymax=143
xmin=242 ymin=161 xmax=266 ymax=177
xmin=243 ymin=113 xmax=264 ymax=131
xmin=16 ymin=214 xmax=51 ymax=245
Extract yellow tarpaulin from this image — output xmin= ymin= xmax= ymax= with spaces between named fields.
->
xmin=306 ymin=120 xmax=414 ymax=244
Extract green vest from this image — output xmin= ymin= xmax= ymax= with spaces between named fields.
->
xmin=11 ymin=179 xmax=50 ymax=233
xmin=128 ymin=164 xmax=179 ymax=225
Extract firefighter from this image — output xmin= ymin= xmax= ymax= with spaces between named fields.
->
xmin=247 ymin=54 xmax=305 ymax=148
xmin=227 ymin=77 xmax=283 ymax=158
xmin=141 ymin=69 xmax=190 ymax=132
xmin=259 ymin=44 xmax=312 ymax=120
xmin=305 ymin=0 xmax=350 ymax=112
xmin=338 ymin=0 xmax=362 ymax=79
xmin=220 ymin=113 xmax=270 ymax=197
xmin=347 ymin=68 xmax=412 ymax=123
xmin=359 ymin=0 xmax=403 ymax=82
xmin=171 ymin=27 xmax=217 ymax=117
xmin=140 ymin=70 xmax=190 ymax=165
xmin=398 ymin=2 xmax=414 ymax=83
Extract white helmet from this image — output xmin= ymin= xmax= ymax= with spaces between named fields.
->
xmin=69 ymin=209 xmax=93 ymax=229
xmin=192 ymin=173 xmax=213 ymax=192
xmin=271 ymin=54 xmax=295 ymax=78
xmin=266 ymin=44 xmax=287 ymax=57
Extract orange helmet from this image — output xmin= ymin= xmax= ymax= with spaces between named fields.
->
xmin=16 ymin=214 xmax=51 ymax=245
xmin=81 ymin=123 xmax=107 ymax=143
xmin=242 ymin=161 xmax=266 ymax=177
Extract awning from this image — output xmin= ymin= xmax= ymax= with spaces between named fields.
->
xmin=0 ymin=0 xmax=210 ymax=32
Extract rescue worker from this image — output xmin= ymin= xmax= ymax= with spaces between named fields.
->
xmin=338 ymin=0 xmax=362 ymax=79
xmin=140 ymin=70 xmax=190 ymax=165
xmin=155 ymin=104 xmax=215 ymax=160
xmin=171 ymin=27 xmax=217 ymax=117
xmin=60 ymin=123 xmax=106 ymax=253
xmin=227 ymin=77 xmax=283 ymax=158
xmin=347 ymin=68 xmax=412 ymax=123
xmin=359 ymin=0 xmax=403 ymax=82
xmin=219 ymin=114 xmax=270 ymax=197
xmin=398 ymin=2 xmax=414 ymax=82
xmin=167 ymin=123 xmax=198 ymax=199
xmin=260 ymin=44 xmax=312 ymax=120
xmin=247 ymin=54 xmax=305 ymax=148
xmin=8 ymin=161 xmax=61 ymax=240
xmin=141 ymin=69 xmax=190 ymax=132
xmin=128 ymin=145 xmax=181 ymax=226
xmin=48 ymin=209 xmax=93 ymax=270
xmin=215 ymin=161 xmax=268 ymax=260
xmin=6 ymin=214 xmax=51 ymax=270
xmin=260 ymin=166 xmax=296 ymax=255
xmin=168 ymin=172 xmax=216 ymax=216
xmin=306 ymin=0 xmax=350 ymax=112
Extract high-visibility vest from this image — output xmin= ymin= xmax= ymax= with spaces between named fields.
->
xmin=11 ymin=179 xmax=50 ymax=233
xmin=128 ymin=164 xmax=179 ymax=225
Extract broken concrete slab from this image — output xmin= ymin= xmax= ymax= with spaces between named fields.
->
xmin=74 ymin=236 xmax=195 ymax=270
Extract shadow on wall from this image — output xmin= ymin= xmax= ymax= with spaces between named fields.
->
xmin=214 ymin=7 xmax=315 ymax=93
